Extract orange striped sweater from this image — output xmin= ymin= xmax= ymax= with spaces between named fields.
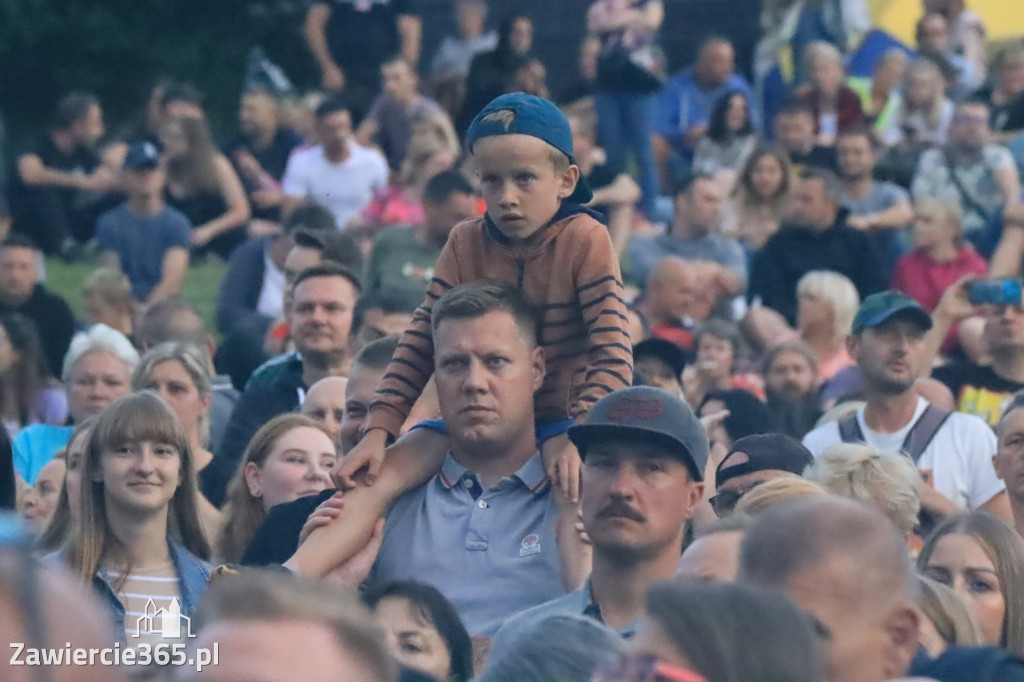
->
xmin=364 ymin=207 xmax=634 ymax=436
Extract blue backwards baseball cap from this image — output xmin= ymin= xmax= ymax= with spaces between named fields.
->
xmin=466 ymin=92 xmax=593 ymax=204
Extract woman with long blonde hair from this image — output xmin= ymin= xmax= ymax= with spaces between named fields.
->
xmin=53 ymin=392 xmax=210 ymax=645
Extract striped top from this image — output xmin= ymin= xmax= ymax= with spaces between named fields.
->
xmin=107 ymin=560 xmax=184 ymax=648
xmin=364 ymin=208 xmax=634 ymax=437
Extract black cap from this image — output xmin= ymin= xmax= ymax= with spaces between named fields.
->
xmin=569 ymin=386 xmax=708 ymax=481
xmin=633 ymin=338 xmax=689 ymax=378
xmin=715 ymin=433 xmax=814 ymax=488
xmin=123 ymin=141 xmax=160 ymax=171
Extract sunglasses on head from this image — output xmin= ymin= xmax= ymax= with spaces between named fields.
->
xmin=708 ymin=479 xmax=766 ymax=517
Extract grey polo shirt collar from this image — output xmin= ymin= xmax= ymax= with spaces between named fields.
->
xmin=437 ymin=451 xmax=550 ymax=498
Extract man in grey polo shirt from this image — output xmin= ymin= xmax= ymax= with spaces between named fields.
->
xmin=487 ymin=386 xmax=707 ymax=660
xmin=285 ymin=280 xmax=582 ymax=637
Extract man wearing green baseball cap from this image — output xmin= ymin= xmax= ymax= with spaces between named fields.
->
xmin=803 ymin=290 xmax=1012 ymax=524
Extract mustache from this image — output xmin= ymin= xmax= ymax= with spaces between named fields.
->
xmin=597 ymin=500 xmax=646 ymax=523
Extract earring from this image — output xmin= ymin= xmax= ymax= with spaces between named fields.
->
xmin=251 ymin=489 xmax=262 ymax=498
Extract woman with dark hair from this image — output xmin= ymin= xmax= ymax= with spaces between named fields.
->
xmin=0 ymin=313 xmax=67 ymax=438
xmin=50 ymin=392 xmax=210 ymax=645
xmin=700 ymin=389 xmax=780 ymax=452
xmin=693 ymin=91 xmax=758 ymax=190
xmin=459 ymin=15 xmax=536 ymax=133
xmin=161 ymin=116 xmax=251 ymax=260
xmin=362 ymin=579 xmax=474 ymax=682
xmin=595 ymin=581 xmax=824 ymax=682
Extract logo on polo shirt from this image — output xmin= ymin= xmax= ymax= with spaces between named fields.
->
xmin=519 ymin=533 xmax=541 ymax=557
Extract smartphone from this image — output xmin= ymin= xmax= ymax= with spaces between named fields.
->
xmin=968 ymin=279 xmax=1023 ymax=306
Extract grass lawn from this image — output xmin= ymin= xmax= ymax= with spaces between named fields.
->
xmin=45 ymin=256 xmax=229 ymax=335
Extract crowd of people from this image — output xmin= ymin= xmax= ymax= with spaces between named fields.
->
xmin=4 ymin=0 xmax=1024 ymax=680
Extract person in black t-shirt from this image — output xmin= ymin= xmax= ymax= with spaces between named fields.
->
xmin=14 ymin=93 xmax=122 ymax=255
xmin=773 ymin=100 xmax=839 ymax=175
xmin=0 ymin=235 xmax=75 ymax=378
xmin=933 ymin=299 xmax=1024 ymax=427
xmin=225 ymin=89 xmax=303 ymax=222
xmin=976 ymin=47 xmax=1024 ymax=144
xmin=305 ymin=0 xmax=421 ymax=121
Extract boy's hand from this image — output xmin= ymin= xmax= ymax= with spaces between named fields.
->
xmin=541 ymin=433 xmax=582 ymax=504
xmin=335 ymin=428 xmax=389 ymax=489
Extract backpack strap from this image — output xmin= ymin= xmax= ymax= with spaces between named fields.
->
xmin=901 ymin=404 xmax=952 ymax=464
xmin=838 ymin=413 xmax=866 ymax=444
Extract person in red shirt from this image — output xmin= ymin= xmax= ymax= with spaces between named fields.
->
xmin=892 ymin=196 xmax=987 ymax=353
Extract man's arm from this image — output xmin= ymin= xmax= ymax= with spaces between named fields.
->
xmin=397 ymin=13 xmax=422 ymax=66
xmin=995 ymin=159 xmax=1022 ymax=213
xmin=354 ymin=118 xmax=380 ymax=149
xmin=919 ymin=274 xmax=979 ymax=374
xmin=17 ymin=153 xmax=116 ymax=192
xmin=146 ymin=247 xmax=189 ymax=304
xmin=847 ymin=196 xmax=914 ymax=232
xmin=589 ymin=173 xmax=641 ymax=208
xmin=305 ymin=2 xmax=344 ymax=91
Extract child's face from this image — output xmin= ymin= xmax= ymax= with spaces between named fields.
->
xmin=473 ymin=134 xmax=578 ymax=241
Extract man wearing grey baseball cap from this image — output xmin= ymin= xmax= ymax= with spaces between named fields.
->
xmin=488 ymin=386 xmax=706 ymax=660
xmin=803 ymin=290 xmax=1011 ymax=523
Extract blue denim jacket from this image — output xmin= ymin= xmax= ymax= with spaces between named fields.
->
xmin=46 ymin=541 xmax=212 ymax=644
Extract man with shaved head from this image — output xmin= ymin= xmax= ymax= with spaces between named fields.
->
xmin=636 ymin=255 xmax=711 ymax=351
xmin=739 ymin=497 xmax=920 ymax=682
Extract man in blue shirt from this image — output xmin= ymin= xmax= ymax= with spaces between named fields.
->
xmin=488 ymin=385 xmax=707 ymax=661
xmin=653 ymin=38 xmax=758 ymax=185
xmin=281 ymin=281 xmax=585 ymax=636
xmin=95 ymin=142 xmax=190 ymax=304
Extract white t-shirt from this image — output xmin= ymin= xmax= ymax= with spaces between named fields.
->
xmin=282 ymin=143 xmax=389 ymax=228
xmin=256 ymin=242 xmax=285 ymax=319
xmin=802 ymin=398 xmax=1004 ymax=511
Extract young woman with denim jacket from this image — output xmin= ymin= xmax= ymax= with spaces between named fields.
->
xmin=53 ymin=391 xmax=210 ymax=645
